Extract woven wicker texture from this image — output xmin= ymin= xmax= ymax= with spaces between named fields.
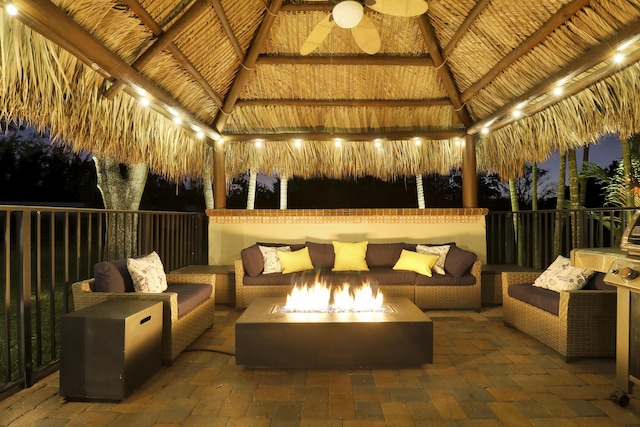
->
xmin=71 ymin=272 xmax=216 ymax=364
xmin=502 ymin=271 xmax=616 ymax=361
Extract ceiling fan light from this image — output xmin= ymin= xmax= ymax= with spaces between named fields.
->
xmin=333 ymin=1 xmax=364 ymax=29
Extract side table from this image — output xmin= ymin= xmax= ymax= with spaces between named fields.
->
xmin=60 ymin=299 xmax=162 ymax=401
xmin=170 ymin=265 xmax=235 ymax=305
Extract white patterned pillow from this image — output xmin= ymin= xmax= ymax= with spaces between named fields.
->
xmin=127 ymin=251 xmax=168 ymax=293
xmin=258 ymin=246 xmax=291 ymax=274
xmin=416 ymin=244 xmax=450 ymax=275
xmin=533 ymin=255 xmax=594 ymax=292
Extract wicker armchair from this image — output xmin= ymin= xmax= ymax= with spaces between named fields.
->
xmin=71 ymin=272 xmax=216 ymax=364
xmin=502 ymin=271 xmax=616 ymax=361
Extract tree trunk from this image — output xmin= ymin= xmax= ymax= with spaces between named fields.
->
xmin=532 ymin=162 xmax=541 ymax=269
xmin=94 ymin=156 xmax=148 ymax=260
xmin=568 ymin=149 xmax=581 ymax=249
xmin=203 ymin=149 xmax=214 ymax=210
xmin=622 ymin=136 xmax=634 ymax=216
xmin=416 ymin=174 xmax=426 ymax=208
xmin=509 ymin=178 xmax=524 ymax=266
xmin=247 ymin=170 xmax=257 ymax=209
xmin=579 ymin=145 xmax=589 ymax=207
xmin=280 ymin=176 xmax=288 ymax=210
xmin=554 ymin=151 xmax=567 ymax=258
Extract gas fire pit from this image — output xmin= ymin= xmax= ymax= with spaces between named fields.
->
xmin=235 ymin=296 xmax=433 ymax=369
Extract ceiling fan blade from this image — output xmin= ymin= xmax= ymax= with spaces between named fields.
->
xmin=364 ymin=0 xmax=428 ymax=17
xmin=351 ymin=15 xmax=380 ymax=55
xmin=300 ymin=14 xmax=335 ymax=55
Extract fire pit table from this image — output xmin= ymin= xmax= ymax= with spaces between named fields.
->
xmin=235 ymin=297 xmax=433 ymax=369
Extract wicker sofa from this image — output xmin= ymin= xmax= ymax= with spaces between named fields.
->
xmin=71 ymin=258 xmax=216 ymax=364
xmin=502 ymin=270 xmax=616 ymax=361
xmin=235 ymin=241 xmax=482 ymax=310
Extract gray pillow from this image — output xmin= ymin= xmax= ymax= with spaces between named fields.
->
xmin=93 ymin=259 xmax=135 ymax=292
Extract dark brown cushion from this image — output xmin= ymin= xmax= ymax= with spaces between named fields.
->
xmin=258 ymin=242 xmax=306 ymax=251
xmin=413 ymin=273 xmax=476 ymax=286
xmin=582 ymin=272 xmax=615 ymax=290
xmin=94 ymin=259 xmax=135 ymax=293
xmin=306 ymin=242 xmax=335 ymax=268
xmin=508 ymin=283 xmax=560 ymax=316
xmin=366 ymin=243 xmax=405 ymax=268
xmin=166 ymin=283 xmax=212 ymax=318
xmin=241 ymin=244 xmax=264 ymax=277
xmin=444 ymin=246 xmax=477 ymax=277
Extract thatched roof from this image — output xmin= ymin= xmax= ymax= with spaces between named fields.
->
xmin=2 ymin=0 xmax=640 ymax=183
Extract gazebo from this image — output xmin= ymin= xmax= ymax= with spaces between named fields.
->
xmin=2 ymin=0 xmax=639 ymax=210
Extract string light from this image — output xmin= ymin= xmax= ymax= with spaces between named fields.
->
xmin=6 ymin=4 xmax=18 ymax=15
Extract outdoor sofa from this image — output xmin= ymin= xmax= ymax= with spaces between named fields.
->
xmin=235 ymin=241 xmax=481 ymax=310
xmin=502 ymin=256 xmax=616 ymax=361
xmin=71 ymin=253 xmax=216 ymax=364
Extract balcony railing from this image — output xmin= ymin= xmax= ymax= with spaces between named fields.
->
xmin=0 ymin=206 xmax=207 ymax=399
xmin=486 ymin=207 xmax=636 ymax=268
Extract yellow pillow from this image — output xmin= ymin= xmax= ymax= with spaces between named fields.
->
xmin=393 ymin=250 xmax=439 ymax=277
xmin=278 ymin=247 xmax=314 ymax=274
xmin=332 ymin=241 xmax=369 ymax=271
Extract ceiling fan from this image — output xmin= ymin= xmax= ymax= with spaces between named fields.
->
xmin=300 ymin=0 xmax=429 ymax=55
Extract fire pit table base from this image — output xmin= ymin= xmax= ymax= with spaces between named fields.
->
xmin=235 ymin=297 xmax=433 ymax=369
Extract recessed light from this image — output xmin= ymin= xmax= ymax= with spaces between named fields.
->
xmin=6 ymin=5 xmax=18 ymax=16
xmin=614 ymin=52 xmax=625 ymax=63
xmin=553 ymin=86 xmax=563 ymax=96
xmin=172 ymin=116 xmax=182 ymax=124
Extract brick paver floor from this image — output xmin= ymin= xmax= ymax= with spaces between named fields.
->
xmin=2 ymin=305 xmax=640 ymax=426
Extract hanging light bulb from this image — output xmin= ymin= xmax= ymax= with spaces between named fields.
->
xmin=332 ymin=1 xmax=364 ymax=29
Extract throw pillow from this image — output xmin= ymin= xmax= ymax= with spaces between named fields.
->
xmin=278 ymin=247 xmax=314 ymax=274
xmin=332 ymin=241 xmax=370 ymax=271
xmin=365 ymin=242 xmax=405 ymax=268
xmin=444 ymin=245 xmax=477 ymax=277
xmin=259 ymin=245 xmax=291 ymax=274
xmin=127 ymin=251 xmax=168 ymax=293
xmin=393 ymin=249 xmax=439 ymax=277
xmin=94 ymin=259 xmax=135 ymax=292
xmin=305 ymin=241 xmax=335 ymax=268
xmin=533 ymin=255 xmax=595 ymax=292
xmin=241 ymin=244 xmax=265 ymax=277
xmin=416 ymin=244 xmax=450 ymax=275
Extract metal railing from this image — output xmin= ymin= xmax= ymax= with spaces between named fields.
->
xmin=0 ymin=206 xmax=207 ymax=399
xmin=486 ymin=207 xmax=636 ymax=268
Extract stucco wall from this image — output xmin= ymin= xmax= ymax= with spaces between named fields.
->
xmin=207 ymin=208 xmax=488 ymax=266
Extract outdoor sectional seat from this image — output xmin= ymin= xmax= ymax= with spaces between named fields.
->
xmin=502 ymin=268 xmax=616 ymax=361
xmin=235 ymin=241 xmax=482 ymax=310
xmin=71 ymin=257 xmax=216 ymax=364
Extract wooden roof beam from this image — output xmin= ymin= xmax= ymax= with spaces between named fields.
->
xmin=468 ymin=19 xmax=640 ymax=135
xmin=221 ymin=129 xmax=465 ymax=142
xmin=417 ymin=15 xmax=472 ymax=128
xmin=208 ymin=0 xmax=244 ymax=60
xmin=257 ymin=55 xmax=434 ymax=66
xmin=123 ymin=0 xmax=223 ymax=106
xmin=236 ymin=98 xmax=451 ymax=107
xmin=442 ymin=0 xmax=490 ymax=59
xmin=103 ymin=0 xmax=211 ymax=99
xmin=461 ymin=0 xmax=591 ymax=103
xmin=213 ymin=0 xmax=285 ymax=133
xmin=9 ymin=0 xmax=221 ymax=138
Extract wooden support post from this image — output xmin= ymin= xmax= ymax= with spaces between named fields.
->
xmin=213 ymin=140 xmax=226 ymax=209
xmin=462 ymin=135 xmax=478 ymax=208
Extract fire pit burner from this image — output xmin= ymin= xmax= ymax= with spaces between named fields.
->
xmin=235 ymin=297 xmax=433 ymax=369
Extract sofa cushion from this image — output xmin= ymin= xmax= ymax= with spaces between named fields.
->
xmin=533 ymin=255 xmax=594 ymax=292
xmin=243 ymin=271 xmax=309 ymax=286
xmin=94 ymin=259 xmax=135 ymax=293
xmin=127 ymin=251 xmax=168 ymax=293
xmin=445 ymin=246 xmax=477 ymax=277
xmin=413 ymin=272 xmax=476 ymax=286
xmin=241 ymin=244 xmax=265 ymax=277
xmin=278 ymin=247 xmax=314 ymax=274
xmin=306 ymin=242 xmax=335 ymax=268
xmin=582 ymin=272 xmax=615 ymax=290
xmin=258 ymin=242 xmax=306 ymax=251
xmin=166 ymin=283 xmax=212 ymax=318
xmin=393 ymin=250 xmax=439 ymax=277
xmin=259 ymin=245 xmax=291 ymax=274
xmin=508 ymin=283 xmax=560 ymax=316
xmin=325 ymin=268 xmax=416 ymax=286
xmin=332 ymin=241 xmax=369 ymax=271
xmin=416 ymin=244 xmax=450 ymax=275
xmin=366 ymin=243 xmax=405 ymax=268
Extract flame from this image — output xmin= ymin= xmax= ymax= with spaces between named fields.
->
xmin=284 ymin=280 xmax=384 ymax=312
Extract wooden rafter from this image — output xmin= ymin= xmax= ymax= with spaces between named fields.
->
xmin=212 ymin=0 xmax=285 ymax=133
xmin=467 ymin=19 xmax=640 ymax=134
xmin=461 ymin=0 xmax=591 ymax=103
xmin=208 ymin=0 xmax=244 ymax=60
xmin=122 ymin=0 xmax=223 ymax=106
xmin=442 ymin=0 xmax=490 ymax=59
xmin=10 ymin=0 xmax=220 ymax=138
xmin=222 ymin=129 xmax=464 ymax=142
xmin=235 ymin=98 xmax=451 ymax=107
xmin=103 ymin=0 xmax=211 ymax=99
xmin=257 ymin=55 xmax=434 ymax=66
xmin=417 ymin=15 xmax=472 ymax=128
